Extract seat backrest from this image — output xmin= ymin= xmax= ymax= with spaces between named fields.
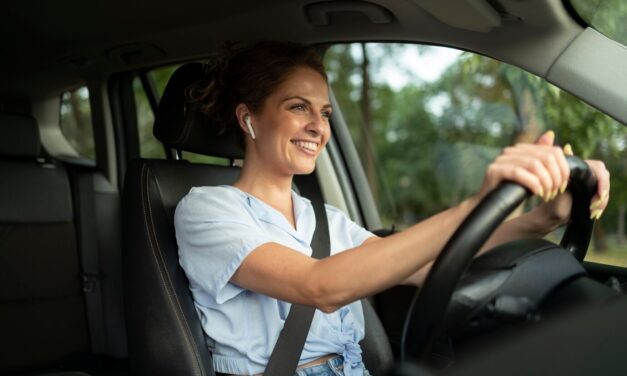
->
xmin=122 ymin=63 xmax=394 ymax=375
xmin=123 ymin=159 xmax=240 ymax=376
xmin=0 ymin=113 xmax=90 ymax=373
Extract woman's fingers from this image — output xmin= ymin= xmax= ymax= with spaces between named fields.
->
xmin=486 ymin=162 xmax=544 ymax=196
xmin=495 ymin=153 xmax=553 ymax=199
xmin=563 ymin=143 xmax=574 ymax=156
xmin=534 ymin=131 xmax=562 ymax=197
xmin=535 ymin=130 xmax=555 ymax=146
xmin=499 ymin=143 xmax=569 ymax=201
xmin=585 ymin=159 xmax=610 ymax=219
xmin=533 ymin=131 xmax=570 ymax=196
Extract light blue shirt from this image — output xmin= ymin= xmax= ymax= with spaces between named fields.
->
xmin=174 ymin=185 xmax=375 ymax=375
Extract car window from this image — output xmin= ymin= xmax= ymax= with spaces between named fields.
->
xmin=59 ymin=86 xmax=95 ymax=160
xmin=323 ymin=43 xmax=627 ymax=268
xmin=569 ymin=0 xmax=627 ymax=47
xmin=134 ymin=76 xmax=164 ymax=159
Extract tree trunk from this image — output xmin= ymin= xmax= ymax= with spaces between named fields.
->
xmin=359 ymin=43 xmax=378 ymax=198
xmin=513 ymin=88 xmax=542 ymax=144
xmin=593 ymin=223 xmax=609 ymax=251
xmin=618 ymin=204 xmax=626 ymax=245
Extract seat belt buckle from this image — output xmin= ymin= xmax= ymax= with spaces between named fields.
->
xmin=82 ymin=272 xmax=103 ymax=293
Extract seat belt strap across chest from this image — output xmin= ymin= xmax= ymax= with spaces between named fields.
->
xmin=264 ymin=172 xmax=330 ymax=375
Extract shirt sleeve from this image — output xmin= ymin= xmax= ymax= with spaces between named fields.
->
xmin=174 ymin=189 xmax=273 ymax=304
xmin=325 ymin=204 xmax=376 ymax=250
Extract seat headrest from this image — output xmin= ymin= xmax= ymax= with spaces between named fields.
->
xmin=0 ymin=113 xmax=41 ymax=158
xmin=153 ymin=63 xmax=245 ymax=159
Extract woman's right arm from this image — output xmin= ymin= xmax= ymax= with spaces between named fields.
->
xmin=232 ymin=195 xmax=479 ymax=313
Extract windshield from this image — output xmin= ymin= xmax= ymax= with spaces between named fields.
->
xmin=569 ymin=0 xmax=627 ymax=46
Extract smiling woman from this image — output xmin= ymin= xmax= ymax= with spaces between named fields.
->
xmin=232 ymin=66 xmax=332 ymax=184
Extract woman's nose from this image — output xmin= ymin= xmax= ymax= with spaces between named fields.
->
xmin=306 ymin=113 xmax=327 ymax=136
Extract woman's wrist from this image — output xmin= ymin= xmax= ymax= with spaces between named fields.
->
xmin=524 ymin=197 xmax=572 ymax=236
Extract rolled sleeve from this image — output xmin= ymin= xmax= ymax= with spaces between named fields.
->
xmin=175 ymin=189 xmax=272 ymax=304
xmin=325 ymin=204 xmax=376 ymax=250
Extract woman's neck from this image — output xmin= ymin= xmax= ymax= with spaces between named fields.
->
xmin=233 ymin=163 xmax=296 ymax=229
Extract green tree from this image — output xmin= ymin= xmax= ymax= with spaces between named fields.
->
xmin=324 ymin=43 xmax=626 ymax=254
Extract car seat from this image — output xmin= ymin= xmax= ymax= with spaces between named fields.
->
xmin=0 ymin=113 xmax=96 ymax=375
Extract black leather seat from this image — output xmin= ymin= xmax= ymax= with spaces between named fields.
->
xmin=122 ymin=63 xmax=394 ymax=375
xmin=0 ymin=113 xmax=91 ymax=374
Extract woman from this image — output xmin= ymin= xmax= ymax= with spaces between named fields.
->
xmin=174 ymin=42 xmax=610 ymax=376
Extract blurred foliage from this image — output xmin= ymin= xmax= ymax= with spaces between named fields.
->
xmin=324 ymin=43 xmax=626 ymax=263
xmin=60 ymin=87 xmax=95 ymax=160
xmin=570 ymin=0 xmax=627 ymax=46
xmin=133 ymin=76 xmax=165 ymax=159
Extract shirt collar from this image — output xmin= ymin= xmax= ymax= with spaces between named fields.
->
xmin=231 ymin=186 xmax=315 ymax=245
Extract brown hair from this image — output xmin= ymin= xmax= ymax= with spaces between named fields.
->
xmin=187 ymin=41 xmax=327 ymax=144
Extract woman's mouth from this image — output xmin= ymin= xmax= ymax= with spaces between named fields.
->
xmin=291 ymin=140 xmax=319 ymax=154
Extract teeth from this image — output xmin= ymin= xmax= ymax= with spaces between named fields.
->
xmin=292 ymin=140 xmax=318 ymax=152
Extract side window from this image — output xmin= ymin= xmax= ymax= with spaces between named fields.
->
xmin=59 ymin=87 xmax=95 ymax=160
xmin=323 ymin=43 xmax=626 ymax=267
xmin=133 ymin=65 xmax=179 ymax=159
xmin=133 ymin=76 xmax=163 ymax=159
xmin=133 ymin=64 xmax=229 ymax=166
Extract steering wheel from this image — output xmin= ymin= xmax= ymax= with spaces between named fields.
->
xmin=401 ymin=156 xmax=598 ymax=363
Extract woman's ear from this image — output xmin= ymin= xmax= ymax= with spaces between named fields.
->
xmin=235 ymin=103 xmax=256 ymax=140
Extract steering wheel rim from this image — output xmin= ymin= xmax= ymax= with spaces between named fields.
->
xmin=401 ymin=156 xmax=598 ymax=363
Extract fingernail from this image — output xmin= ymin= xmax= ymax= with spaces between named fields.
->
xmin=563 ymin=144 xmax=574 ymax=156
xmin=590 ymin=198 xmax=602 ymax=211
xmin=552 ymin=189 xmax=559 ymax=200
xmin=560 ymin=181 xmax=568 ymax=194
xmin=537 ymin=186 xmax=544 ymax=200
xmin=601 ymin=189 xmax=609 ymax=202
xmin=590 ymin=209 xmax=603 ymax=220
xmin=545 ymin=130 xmax=555 ymax=143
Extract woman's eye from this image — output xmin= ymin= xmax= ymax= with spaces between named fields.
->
xmin=321 ymin=111 xmax=332 ymax=120
xmin=291 ymin=104 xmax=307 ymax=111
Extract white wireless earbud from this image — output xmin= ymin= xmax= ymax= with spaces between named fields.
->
xmin=245 ymin=115 xmax=256 ymax=140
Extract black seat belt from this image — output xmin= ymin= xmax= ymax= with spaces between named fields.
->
xmin=265 ymin=172 xmax=330 ymax=375
xmin=67 ymin=165 xmax=107 ymax=354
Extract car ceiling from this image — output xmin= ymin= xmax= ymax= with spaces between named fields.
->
xmin=1 ymin=0 xmax=582 ymax=101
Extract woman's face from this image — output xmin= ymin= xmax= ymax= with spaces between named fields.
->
xmin=248 ymin=67 xmax=332 ymax=177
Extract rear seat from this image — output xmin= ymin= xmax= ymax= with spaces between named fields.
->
xmin=0 ymin=113 xmax=126 ymax=375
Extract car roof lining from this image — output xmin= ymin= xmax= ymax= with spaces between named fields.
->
xmin=2 ymin=0 xmax=625 ymax=126
xmin=1 ymin=0 xmax=579 ymax=95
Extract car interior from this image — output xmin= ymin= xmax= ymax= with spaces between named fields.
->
xmin=1 ymin=0 xmax=626 ymax=375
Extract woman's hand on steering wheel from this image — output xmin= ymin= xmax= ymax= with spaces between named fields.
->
xmin=477 ymin=130 xmax=611 ymax=231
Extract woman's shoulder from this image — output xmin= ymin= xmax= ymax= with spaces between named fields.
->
xmin=176 ymin=185 xmax=248 ymax=218
xmin=322 ymin=202 xmax=352 ymax=221
xmin=184 ymin=185 xmax=244 ymax=201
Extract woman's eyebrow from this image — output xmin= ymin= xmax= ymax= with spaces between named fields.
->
xmin=282 ymin=95 xmax=332 ymax=109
